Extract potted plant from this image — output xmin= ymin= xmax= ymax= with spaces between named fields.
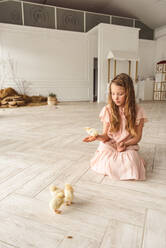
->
xmin=47 ymin=93 xmax=57 ymax=106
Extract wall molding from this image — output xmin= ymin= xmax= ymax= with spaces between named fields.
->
xmin=155 ymin=25 xmax=166 ymax=39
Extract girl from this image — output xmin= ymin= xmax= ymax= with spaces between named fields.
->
xmin=83 ymin=73 xmax=147 ymax=180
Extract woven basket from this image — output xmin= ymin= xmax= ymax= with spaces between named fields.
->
xmin=47 ymin=96 xmax=57 ymax=106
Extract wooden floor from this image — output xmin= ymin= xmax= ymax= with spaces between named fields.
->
xmin=0 ymin=101 xmax=166 ymax=248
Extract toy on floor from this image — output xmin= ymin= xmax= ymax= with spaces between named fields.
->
xmin=64 ymin=183 xmax=74 ymax=206
xmin=85 ymin=127 xmax=98 ymax=137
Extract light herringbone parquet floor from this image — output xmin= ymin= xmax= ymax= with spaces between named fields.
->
xmin=0 ymin=101 xmax=166 ymax=248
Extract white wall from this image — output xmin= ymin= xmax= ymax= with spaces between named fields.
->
xmin=155 ymin=36 xmax=166 ymax=63
xmin=136 ymin=26 xmax=166 ymax=101
xmin=0 ymin=23 xmax=92 ymax=101
xmin=0 ymin=22 xmax=161 ymax=103
xmin=87 ymin=26 xmax=98 ymax=101
xmin=138 ymin=39 xmax=156 ymax=79
xmin=98 ymin=24 xmax=139 ymax=102
xmin=154 ymin=25 xmax=166 ymax=63
xmin=87 ymin=26 xmax=98 ymax=58
xmin=155 ymin=25 xmax=166 ymax=40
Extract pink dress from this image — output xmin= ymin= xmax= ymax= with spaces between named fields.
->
xmin=90 ymin=105 xmax=147 ymax=180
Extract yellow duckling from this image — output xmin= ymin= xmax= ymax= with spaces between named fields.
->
xmin=64 ymin=183 xmax=74 ymax=206
xmin=49 ymin=185 xmax=64 ymax=196
xmin=49 ymin=192 xmax=65 ymax=214
xmin=85 ymin=127 xmax=98 ymax=137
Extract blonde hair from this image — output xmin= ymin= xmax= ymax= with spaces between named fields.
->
xmin=108 ymin=73 xmax=136 ymax=136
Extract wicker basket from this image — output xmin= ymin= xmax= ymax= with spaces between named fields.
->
xmin=47 ymin=96 xmax=57 ymax=105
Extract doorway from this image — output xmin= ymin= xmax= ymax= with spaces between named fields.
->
xmin=93 ymin=57 xmax=98 ymax=102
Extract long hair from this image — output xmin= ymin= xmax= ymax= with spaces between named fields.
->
xmin=108 ymin=73 xmax=136 ymax=136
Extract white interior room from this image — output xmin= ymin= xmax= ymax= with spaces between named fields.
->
xmin=1 ymin=0 xmax=165 ymax=103
xmin=0 ymin=20 xmax=161 ymax=102
xmin=0 ymin=0 xmax=166 ymax=247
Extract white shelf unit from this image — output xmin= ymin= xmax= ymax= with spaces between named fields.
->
xmin=154 ymin=62 xmax=166 ymax=101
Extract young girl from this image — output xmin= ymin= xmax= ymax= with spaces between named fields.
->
xmin=83 ymin=73 xmax=147 ymax=180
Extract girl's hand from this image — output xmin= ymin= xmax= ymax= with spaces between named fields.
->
xmin=116 ymin=141 xmax=126 ymax=152
xmin=83 ymin=136 xmax=98 ymax=142
xmin=83 ymin=134 xmax=110 ymax=143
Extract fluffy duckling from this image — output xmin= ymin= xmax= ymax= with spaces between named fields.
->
xmin=49 ymin=192 xmax=65 ymax=214
xmin=49 ymin=185 xmax=64 ymax=196
xmin=64 ymin=183 xmax=74 ymax=206
xmin=85 ymin=127 xmax=98 ymax=137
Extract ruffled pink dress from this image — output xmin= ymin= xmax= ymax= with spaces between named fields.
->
xmin=90 ymin=105 xmax=147 ymax=180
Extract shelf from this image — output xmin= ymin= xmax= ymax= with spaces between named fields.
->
xmin=154 ymin=82 xmax=166 ymax=91
xmin=154 ymin=64 xmax=166 ymax=100
xmin=156 ymin=63 xmax=166 ymax=73
xmin=154 ymin=91 xmax=166 ymax=101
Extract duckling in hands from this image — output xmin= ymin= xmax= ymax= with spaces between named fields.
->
xmin=85 ymin=127 xmax=98 ymax=137
xmin=64 ymin=183 xmax=74 ymax=206
xmin=49 ymin=192 xmax=65 ymax=214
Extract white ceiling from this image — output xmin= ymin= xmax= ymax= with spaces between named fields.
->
xmin=3 ymin=0 xmax=166 ymax=29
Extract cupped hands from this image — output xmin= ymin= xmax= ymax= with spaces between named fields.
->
xmin=116 ymin=141 xmax=126 ymax=152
